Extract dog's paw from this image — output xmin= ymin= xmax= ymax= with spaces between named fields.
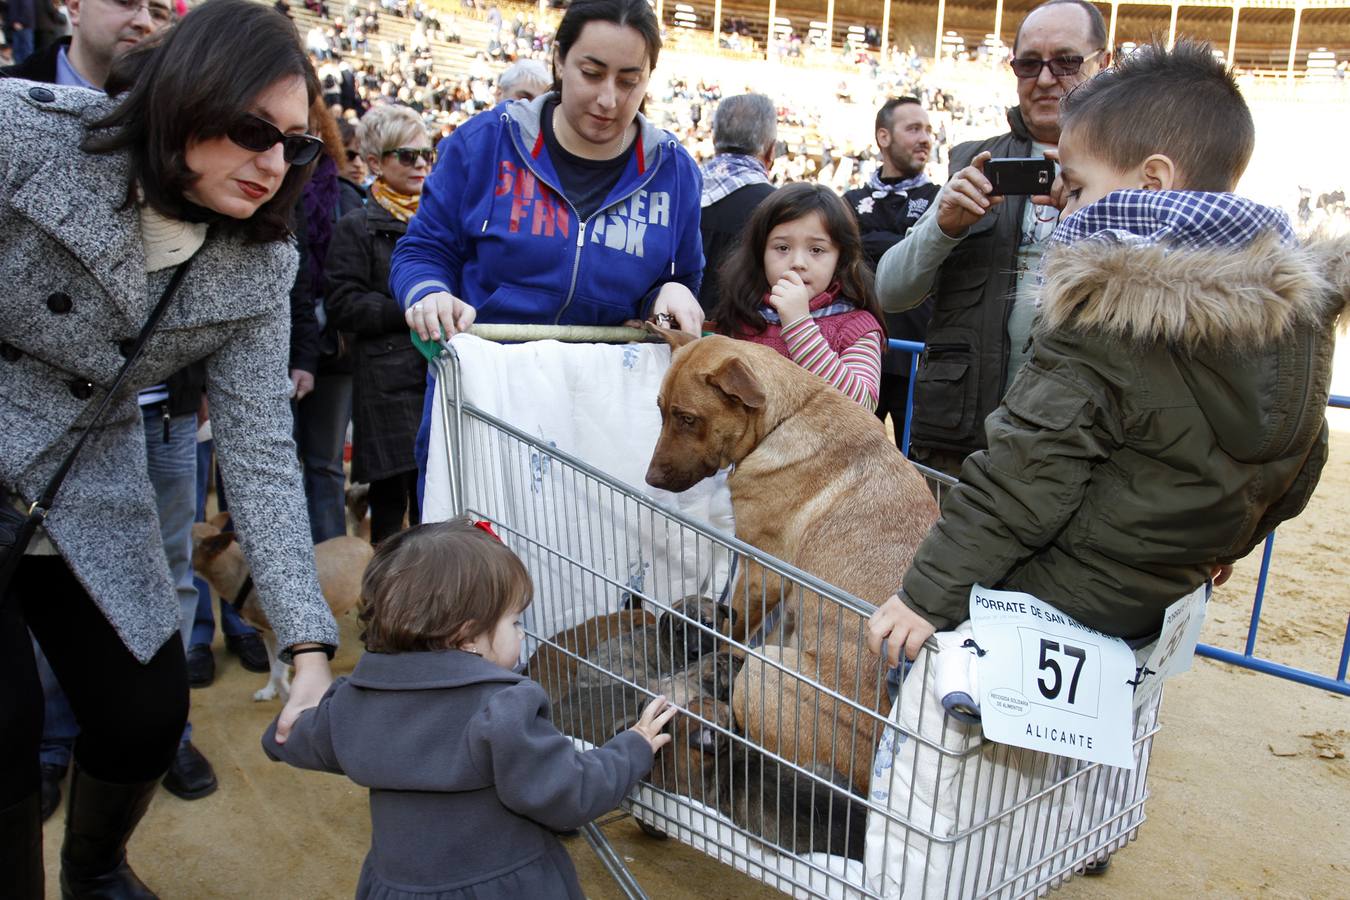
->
xmin=253 ymin=685 xmax=277 ymax=702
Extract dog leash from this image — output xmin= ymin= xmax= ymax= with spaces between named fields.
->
xmin=230 ymin=575 xmax=255 ymax=613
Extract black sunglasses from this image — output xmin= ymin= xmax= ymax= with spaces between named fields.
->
xmin=345 ymin=149 xmax=361 ymax=162
xmin=1009 ymin=49 xmax=1103 ymax=79
xmin=383 ymin=147 xmax=436 ymax=167
xmin=226 ymin=114 xmax=325 ymax=166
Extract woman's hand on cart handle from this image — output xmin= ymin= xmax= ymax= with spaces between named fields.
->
xmin=407 ymin=290 xmax=477 ymax=342
xmin=867 ymin=593 xmax=937 ymax=668
xmin=274 ymin=648 xmax=334 ymax=744
xmin=630 ymin=695 xmax=679 ymax=753
xmin=651 ymin=282 xmax=705 ymax=335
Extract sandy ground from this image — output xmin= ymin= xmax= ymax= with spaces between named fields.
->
xmin=38 ymin=424 xmax=1350 ymax=899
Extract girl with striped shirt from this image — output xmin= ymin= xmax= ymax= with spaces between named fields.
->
xmin=710 ymin=182 xmax=886 ymax=409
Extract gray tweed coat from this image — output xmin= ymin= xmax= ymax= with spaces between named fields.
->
xmin=0 ymin=80 xmax=338 ymax=662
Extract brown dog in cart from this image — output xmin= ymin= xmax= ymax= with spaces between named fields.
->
xmin=645 ymin=330 xmax=939 ymax=794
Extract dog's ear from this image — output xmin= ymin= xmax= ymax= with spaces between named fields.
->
xmin=706 ymin=355 xmax=766 ymax=410
xmin=207 ymin=510 xmax=232 ymax=530
xmin=196 ymin=532 xmax=239 ymax=560
xmin=646 ymin=322 xmax=698 ymax=350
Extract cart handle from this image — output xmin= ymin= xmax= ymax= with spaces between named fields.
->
xmin=411 ymin=324 xmax=662 ymax=362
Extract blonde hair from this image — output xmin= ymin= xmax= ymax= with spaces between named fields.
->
xmin=356 ymin=103 xmax=429 ymax=161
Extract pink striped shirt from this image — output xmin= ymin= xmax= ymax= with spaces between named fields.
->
xmin=779 ymin=315 xmax=883 ymax=409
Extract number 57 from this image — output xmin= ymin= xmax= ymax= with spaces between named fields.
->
xmin=1038 ymin=639 xmax=1086 ymax=704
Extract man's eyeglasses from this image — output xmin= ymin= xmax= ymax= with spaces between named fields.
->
xmin=383 ymin=147 xmax=436 ymax=167
xmin=345 ymin=149 xmax=362 ymax=162
xmin=105 ymin=0 xmax=174 ymax=26
xmin=226 ymin=114 xmax=325 ymax=166
xmin=1009 ymin=49 xmax=1103 ymax=80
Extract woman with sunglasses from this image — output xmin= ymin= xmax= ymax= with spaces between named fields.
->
xmin=0 ymin=2 xmax=339 ymax=895
xmin=394 ymin=0 xmax=706 ymax=496
xmin=325 ymin=105 xmax=435 ymax=545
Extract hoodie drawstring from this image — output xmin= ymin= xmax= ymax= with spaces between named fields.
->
xmin=483 ymin=113 xmax=509 ymax=233
xmin=668 ymin=140 xmax=679 ymax=277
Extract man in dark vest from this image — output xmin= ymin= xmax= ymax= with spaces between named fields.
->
xmin=697 ymin=92 xmax=777 ymax=315
xmin=843 ymin=97 xmax=940 ymax=449
xmin=873 ymin=0 xmax=1109 ymax=476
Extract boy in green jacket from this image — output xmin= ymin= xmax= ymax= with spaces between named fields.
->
xmin=869 ymin=41 xmax=1347 ymax=666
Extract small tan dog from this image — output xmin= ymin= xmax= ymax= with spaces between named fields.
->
xmin=645 ymin=330 xmax=939 ymax=793
xmin=191 ymin=520 xmax=373 ymax=701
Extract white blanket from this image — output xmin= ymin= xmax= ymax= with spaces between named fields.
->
xmin=424 ymin=335 xmax=734 ymax=639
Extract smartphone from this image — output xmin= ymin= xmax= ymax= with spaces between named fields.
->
xmin=984 ymin=158 xmax=1056 ymax=196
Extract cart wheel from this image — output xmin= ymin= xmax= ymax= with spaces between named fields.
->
xmin=637 ymin=820 xmax=669 ymax=840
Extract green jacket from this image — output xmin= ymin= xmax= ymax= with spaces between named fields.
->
xmin=901 ymin=233 xmax=1348 ymax=639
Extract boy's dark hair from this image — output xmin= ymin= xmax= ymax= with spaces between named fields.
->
xmin=711 ymin=182 xmax=886 ymax=341
xmin=83 ymin=0 xmax=321 ymax=244
xmin=1013 ymin=0 xmax=1107 ymax=55
xmin=358 ymin=518 xmax=533 ymax=654
xmin=550 ymin=0 xmax=661 ymax=97
xmin=1060 ymin=40 xmax=1254 ymax=192
xmin=875 ymin=96 xmax=921 ymax=134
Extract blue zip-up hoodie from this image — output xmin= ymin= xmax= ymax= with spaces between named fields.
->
xmin=391 ymin=94 xmax=704 ymax=324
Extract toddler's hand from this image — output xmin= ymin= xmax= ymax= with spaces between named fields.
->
xmin=768 ymin=272 xmax=811 ymax=325
xmin=630 ymin=695 xmax=678 ymax=753
xmin=1210 ymin=563 xmax=1234 ymax=586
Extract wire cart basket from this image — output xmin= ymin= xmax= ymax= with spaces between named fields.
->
xmin=426 ymin=330 xmax=1162 ymax=900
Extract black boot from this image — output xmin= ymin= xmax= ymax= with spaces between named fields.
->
xmin=59 ymin=765 xmax=160 ymax=900
xmin=0 ymin=792 xmax=44 ymax=900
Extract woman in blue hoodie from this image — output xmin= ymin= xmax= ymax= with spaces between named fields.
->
xmin=393 ymin=0 xmax=705 ymax=486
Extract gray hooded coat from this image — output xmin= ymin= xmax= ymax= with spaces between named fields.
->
xmin=263 ymin=650 xmax=654 ymax=899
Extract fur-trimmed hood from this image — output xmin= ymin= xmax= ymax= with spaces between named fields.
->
xmin=1037 ymin=232 xmax=1346 ymax=464
xmin=1038 ymin=233 xmax=1350 ymax=349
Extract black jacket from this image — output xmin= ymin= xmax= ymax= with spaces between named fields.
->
xmin=0 ymin=34 xmax=64 ymax=82
xmin=325 ymin=201 xmax=425 ymax=482
xmin=2 ymin=37 xmax=205 ymax=418
xmin=843 ymin=179 xmax=941 ymax=370
xmin=698 ymin=180 xmax=775 ymax=315
xmin=910 ymin=108 xmax=1034 ymax=460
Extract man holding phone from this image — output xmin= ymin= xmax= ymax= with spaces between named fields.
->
xmin=873 ymin=0 xmax=1109 ymax=476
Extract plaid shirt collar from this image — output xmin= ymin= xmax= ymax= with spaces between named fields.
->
xmin=701 ymin=154 xmax=769 ymax=207
xmin=1049 ymin=189 xmax=1295 ymax=251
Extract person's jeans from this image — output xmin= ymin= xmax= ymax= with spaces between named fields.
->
xmin=293 ymin=373 xmax=352 ymax=543
xmin=190 ymin=439 xmax=256 ymax=646
xmin=143 ymin=408 xmax=201 ymax=745
xmin=10 ymin=27 xmax=35 ymax=65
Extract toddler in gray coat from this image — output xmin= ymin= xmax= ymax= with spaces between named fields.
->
xmin=263 ymin=518 xmax=676 ymax=899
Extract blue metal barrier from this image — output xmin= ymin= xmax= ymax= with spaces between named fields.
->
xmin=889 ymin=341 xmax=1350 ymax=696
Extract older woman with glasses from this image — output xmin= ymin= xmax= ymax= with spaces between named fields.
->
xmin=326 ymin=104 xmax=435 ymax=545
xmin=0 ymin=2 xmax=339 ymax=896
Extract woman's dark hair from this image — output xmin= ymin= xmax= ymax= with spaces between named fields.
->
xmin=550 ymin=0 xmax=662 ymax=97
xmin=84 ymin=0 xmax=321 ymax=244
xmin=358 ymin=518 xmax=533 ymax=654
xmin=712 ymin=182 xmax=884 ymax=340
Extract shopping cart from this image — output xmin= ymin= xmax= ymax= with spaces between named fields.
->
xmin=425 ymin=330 xmax=1162 ymax=900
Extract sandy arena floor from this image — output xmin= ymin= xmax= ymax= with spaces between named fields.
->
xmin=37 ymin=432 xmax=1350 ymax=899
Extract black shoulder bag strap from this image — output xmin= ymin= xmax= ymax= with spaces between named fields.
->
xmin=0 ymin=258 xmax=195 ymax=587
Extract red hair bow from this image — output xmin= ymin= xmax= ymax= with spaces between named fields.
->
xmin=473 ymin=520 xmax=501 ymax=542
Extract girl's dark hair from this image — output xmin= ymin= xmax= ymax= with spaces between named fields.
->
xmin=84 ymin=0 xmax=321 ymax=244
xmin=358 ymin=518 xmax=533 ymax=654
xmin=712 ymin=182 xmax=884 ymax=340
xmin=550 ymin=0 xmax=661 ymax=97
